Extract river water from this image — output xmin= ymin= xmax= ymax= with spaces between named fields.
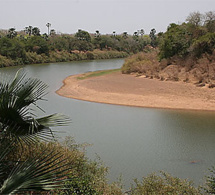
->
xmin=1 ymin=59 xmax=215 ymax=188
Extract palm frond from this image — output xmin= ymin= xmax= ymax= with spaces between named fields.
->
xmin=0 ymin=140 xmax=15 ymax=187
xmin=0 ymin=149 xmax=71 ymax=194
xmin=0 ymin=69 xmax=70 ymax=144
xmin=37 ymin=113 xmax=71 ymax=127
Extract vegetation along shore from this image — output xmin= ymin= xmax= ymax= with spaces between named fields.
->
xmin=0 ymin=25 xmax=154 ymax=67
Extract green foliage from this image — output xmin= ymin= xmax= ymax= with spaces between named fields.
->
xmin=159 ymin=23 xmax=192 ymax=59
xmin=77 ymin=69 xmax=120 ymax=80
xmin=191 ymin=32 xmax=215 ymax=58
xmin=130 ymin=172 xmax=201 ymax=195
xmin=205 ymin=166 xmax=215 ymax=194
xmin=75 ymin=29 xmax=91 ymax=42
xmin=49 ymin=35 xmax=74 ymax=52
xmin=0 ymin=37 xmax=25 ymax=60
xmin=25 ymin=36 xmax=49 ymax=55
xmin=25 ymin=52 xmax=49 ymax=64
xmin=0 ymin=55 xmax=15 ymax=67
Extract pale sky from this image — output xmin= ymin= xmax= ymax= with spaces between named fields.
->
xmin=1 ymin=0 xmax=215 ymax=35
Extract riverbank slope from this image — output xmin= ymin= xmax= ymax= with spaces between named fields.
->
xmin=56 ymin=71 xmax=215 ymax=111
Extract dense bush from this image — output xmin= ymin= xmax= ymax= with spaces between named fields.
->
xmin=159 ymin=11 xmax=215 ymax=61
xmin=121 ymin=50 xmax=160 ymax=75
xmin=130 ymin=172 xmax=201 ymax=195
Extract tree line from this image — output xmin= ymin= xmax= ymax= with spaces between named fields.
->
xmin=0 ymin=24 xmax=158 ymax=67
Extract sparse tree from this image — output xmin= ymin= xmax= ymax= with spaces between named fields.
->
xmin=204 ymin=11 xmax=215 ymax=32
xmin=186 ymin=11 xmax=203 ymax=26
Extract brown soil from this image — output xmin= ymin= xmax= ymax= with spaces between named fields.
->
xmin=56 ymin=72 xmax=215 ymax=111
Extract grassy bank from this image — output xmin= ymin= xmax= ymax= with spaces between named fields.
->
xmin=77 ymin=69 xmax=121 ymax=80
xmin=0 ymin=49 xmax=128 ymax=68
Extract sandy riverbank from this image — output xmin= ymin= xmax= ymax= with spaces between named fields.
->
xmin=56 ymin=71 xmax=215 ymax=111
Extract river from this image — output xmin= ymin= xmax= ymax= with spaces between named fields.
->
xmin=1 ymin=59 xmax=215 ymax=188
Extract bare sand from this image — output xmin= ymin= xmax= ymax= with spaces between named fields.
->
xmin=56 ymin=72 xmax=215 ymax=111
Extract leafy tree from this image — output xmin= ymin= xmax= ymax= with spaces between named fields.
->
xmin=95 ymin=35 xmax=114 ymax=50
xmin=186 ymin=11 xmax=203 ymax=26
xmin=25 ymin=36 xmax=49 ymax=55
xmin=0 ymin=37 xmax=25 ymax=59
xmin=159 ymin=24 xmax=192 ymax=59
xmin=72 ymin=39 xmax=94 ymax=51
xmin=191 ymin=32 xmax=215 ymax=57
xmin=75 ymin=29 xmax=91 ymax=42
xmin=49 ymin=35 xmax=73 ymax=51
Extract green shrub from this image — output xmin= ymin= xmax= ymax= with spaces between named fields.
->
xmin=25 ymin=52 xmax=45 ymax=64
xmin=130 ymin=172 xmax=201 ymax=195
xmin=121 ymin=51 xmax=159 ymax=74
xmin=205 ymin=166 xmax=215 ymax=194
xmin=0 ymin=55 xmax=15 ymax=67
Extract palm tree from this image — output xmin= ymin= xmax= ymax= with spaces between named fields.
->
xmin=50 ymin=29 xmax=56 ymax=36
xmin=140 ymin=29 xmax=145 ymax=38
xmin=0 ymin=69 xmax=71 ymax=194
xmin=123 ymin=32 xmax=128 ymax=39
xmin=95 ymin=30 xmax=100 ymax=38
xmin=46 ymin=23 xmax=51 ymax=35
xmin=24 ymin=26 xmax=33 ymax=36
xmin=7 ymin=28 xmax=17 ymax=39
xmin=32 ymin=27 xmax=41 ymax=36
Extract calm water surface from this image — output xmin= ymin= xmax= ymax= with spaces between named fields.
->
xmin=1 ymin=59 xmax=215 ymax=188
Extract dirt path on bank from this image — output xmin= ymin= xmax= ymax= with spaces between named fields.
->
xmin=56 ymin=72 xmax=215 ymax=111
